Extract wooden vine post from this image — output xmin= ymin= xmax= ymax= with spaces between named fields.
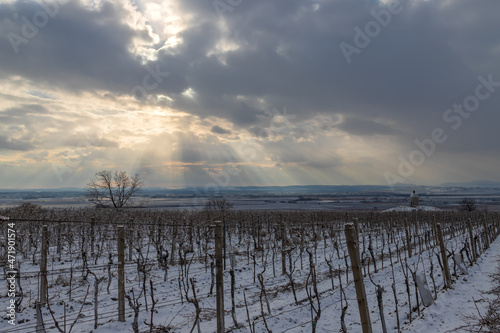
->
xmin=482 ymin=215 xmax=490 ymax=249
xmin=467 ymin=218 xmax=477 ymax=263
xmin=436 ymin=223 xmax=452 ymax=289
xmin=91 ymin=217 xmax=96 ymax=258
xmin=345 ymin=223 xmax=372 ymax=333
xmin=40 ymin=225 xmax=48 ymax=307
xmin=281 ymin=222 xmax=287 ymax=275
xmin=117 ymin=225 xmax=125 ymax=322
xmin=405 ymin=218 xmax=412 ymax=258
xmin=214 ymin=221 xmax=225 ymax=333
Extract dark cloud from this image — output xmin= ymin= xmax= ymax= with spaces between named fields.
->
xmin=266 ymin=139 xmax=343 ymax=169
xmin=248 ymin=126 xmax=268 ymax=138
xmin=60 ymin=135 xmax=119 ymax=148
xmin=0 ymin=0 xmax=499 ymax=187
xmin=0 ymin=1 xmax=187 ymax=95
xmin=211 ymin=125 xmax=231 ymax=135
xmin=0 ymin=135 xmax=34 ymax=151
xmin=338 ymin=117 xmax=396 ymax=136
xmin=2 ymin=0 xmax=498 ymax=132
xmin=0 ymin=104 xmax=50 ymax=117
xmin=24 ymin=151 xmax=49 ymax=161
xmin=178 ymin=148 xmax=202 ymax=163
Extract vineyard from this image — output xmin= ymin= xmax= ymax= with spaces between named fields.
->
xmin=0 ymin=204 xmax=499 ymax=332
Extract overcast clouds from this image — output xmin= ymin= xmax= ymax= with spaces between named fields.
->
xmin=0 ymin=0 xmax=499 ymax=189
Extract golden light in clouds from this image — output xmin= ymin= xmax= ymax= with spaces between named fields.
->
xmin=0 ymin=72 xmax=414 ymax=188
xmin=2 ymin=0 xmax=497 ymax=189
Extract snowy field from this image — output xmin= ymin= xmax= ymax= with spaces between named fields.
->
xmin=404 ymin=240 xmax=499 ymax=332
xmin=0 ymin=208 xmax=498 ymax=333
xmin=2 ymin=184 xmax=500 ymax=212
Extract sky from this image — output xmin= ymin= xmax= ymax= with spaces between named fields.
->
xmin=0 ymin=0 xmax=499 ymax=189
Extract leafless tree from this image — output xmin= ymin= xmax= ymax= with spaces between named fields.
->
xmin=459 ymin=198 xmax=477 ymax=212
xmin=86 ymin=170 xmax=143 ymax=209
xmin=203 ymin=198 xmax=233 ymax=211
xmin=203 ymin=198 xmax=234 ymax=221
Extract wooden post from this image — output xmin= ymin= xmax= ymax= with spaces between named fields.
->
xmin=353 ymin=218 xmax=360 ymax=241
xmin=436 ymin=224 xmax=452 ymax=289
xmin=170 ymin=222 xmax=177 ymax=265
xmin=468 ymin=218 xmax=477 ymax=263
xmin=496 ymin=213 xmax=500 ymax=239
xmin=482 ymin=216 xmax=490 ymax=249
xmin=56 ymin=221 xmax=62 ymax=261
xmin=128 ymin=218 xmax=133 ymax=262
xmin=413 ymin=211 xmax=419 ymax=238
xmin=404 ymin=218 xmax=412 ymax=259
xmin=281 ymin=222 xmax=287 ymax=275
xmin=433 ymin=215 xmax=439 ymax=247
xmin=91 ymin=217 xmax=95 ymax=258
xmin=117 ymin=225 xmax=125 ymax=322
xmin=35 ymin=300 xmax=45 ymax=331
xmin=64 ymin=301 xmax=67 ymax=333
xmin=215 ymin=221 xmax=225 ymax=333
xmin=40 ymin=225 xmax=48 ymax=307
xmin=493 ymin=214 xmax=498 ymax=239
xmin=223 ymin=220 xmax=227 ymax=270
xmin=450 ymin=213 xmax=455 ymax=238
xmin=345 ymin=223 xmax=372 ymax=333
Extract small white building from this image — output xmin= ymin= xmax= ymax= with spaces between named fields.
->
xmin=410 ymin=190 xmax=419 ymax=207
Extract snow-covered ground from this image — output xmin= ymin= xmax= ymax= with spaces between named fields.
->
xmin=383 ymin=206 xmax=441 ymax=212
xmin=404 ymin=238 xmax=499 ymax=332
xmin=0 ymin=214 xmax=497 ymax=333
xmin=90 ymin=236 xmax=499 ymax=333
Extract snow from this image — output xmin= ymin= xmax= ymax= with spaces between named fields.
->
xmin=1 ymin=216 xmax=498 ymax=333
xmin=404 ymin=239 xmax=499 ymax=332
xmin=383 ymin=205 xmax=441 ymax=212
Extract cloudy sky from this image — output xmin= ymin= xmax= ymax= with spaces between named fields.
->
xmin=0 ymin=0 xmax=499 ymax=189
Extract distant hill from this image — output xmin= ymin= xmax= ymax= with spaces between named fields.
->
xmin=150 ymin=185 xmax=393 ymax=196
xmin=439 ymin=180 xmax=500 ymax=188
xmin=2 ymin=182 xmax=500 ymax=199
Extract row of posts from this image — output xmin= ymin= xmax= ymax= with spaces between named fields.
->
xmin=111 ymin=221 xmax=225 ymax=331
xmin=35 ymin=222 xmax=216 ymax=328
xmin=34 ymin=215 xmax=497 ymax=333
xmin=344 ymin=216 xmax=497 ymax=333
xmin=345 ymin=219 xmax=452 ymax=333
xmin=36 ymin=224 xmax=124 ymax=321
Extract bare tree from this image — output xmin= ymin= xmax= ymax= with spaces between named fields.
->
xmin=459 ymin=198 xmax=477 ymax=212
xmin=86 ymin=170 xmax=143 ymax=209
xmin=203 ymin=198 xmax=234 ymax=220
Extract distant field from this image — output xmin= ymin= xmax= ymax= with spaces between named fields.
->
xmin=1 ymin=192 xmax=500 ymax=211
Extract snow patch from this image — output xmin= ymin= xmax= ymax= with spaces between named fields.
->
xmin=382 ymin=205 xmax=440 ymax=212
